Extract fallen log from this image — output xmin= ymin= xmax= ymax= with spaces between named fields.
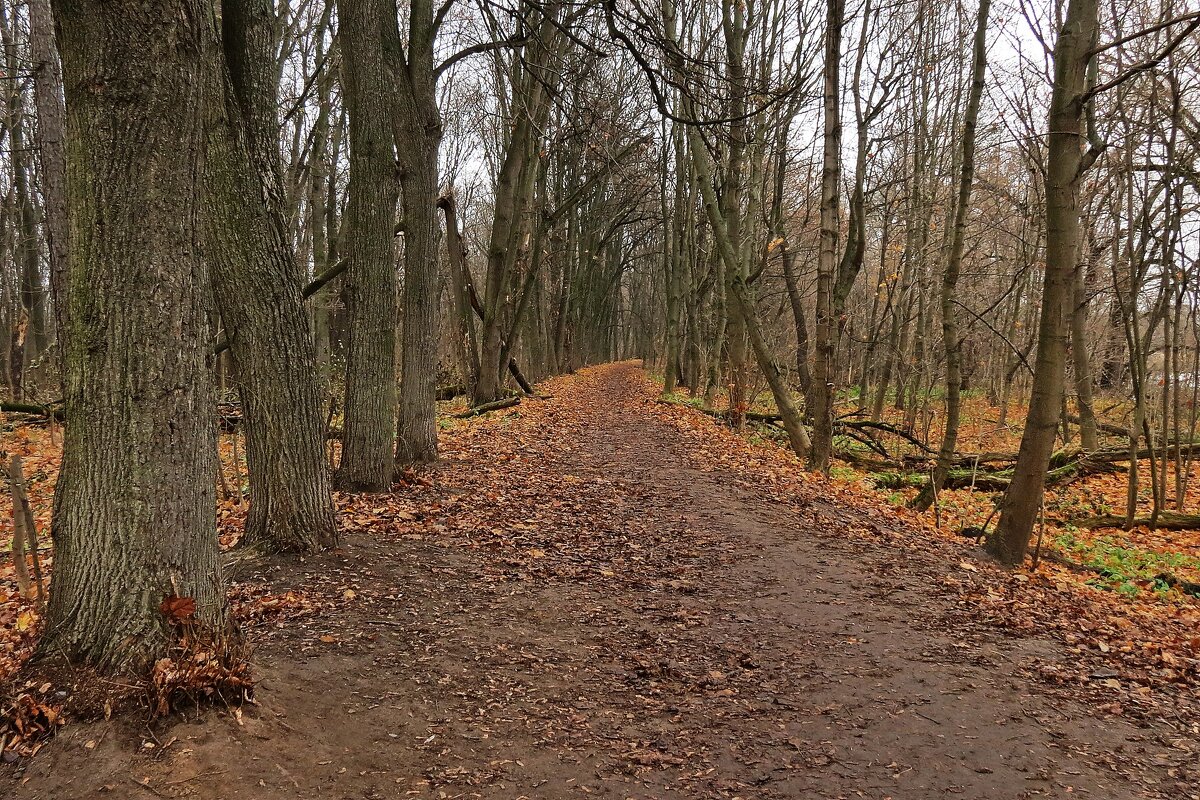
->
xmin=1069 ymin=512 xmax=1200 ymax=531
xmin=868 ymin=453 xmax=1119 ymax=493
xmin=1066 ymin=413 xmax=1127 ymax=437
xmin=1155 ymin=572 xmax=1200 ymax=598
xmin=952 ymin=451 xmax=1020 ymax=467
xmin=871 ymin=469 xmax=1013 ymax=492
xmin=834 ymin=448 xmax=895 ymax=472
xmin=839 ymin=419 xmax=934 ymax=454
xmin=658 ymin=398 xmax=1192 ymax=494
xmin=456 ymin=396 xmax=520 ymax=418
xmin=0 ymin=401 xmax=63 ymax=421
xmin=436 ymin=384 xmax=466 ymax=401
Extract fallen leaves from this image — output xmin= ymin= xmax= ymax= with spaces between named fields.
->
xmin=160 ymin=594 xmax=197 ymax=624
xmin=648 ymin=375 xmax=1200 ymax=726
xmin=1 ymin=362 xmax=1196 ymax=797
xmin=148 ymin=634 xmax=253 ymax=718
xmin=0 ymin=684 xmax=65 ymax=760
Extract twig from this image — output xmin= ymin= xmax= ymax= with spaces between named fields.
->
xmin=231 ymin=430 xmax=245 ymax=511
xmin=162 ymin=768 xmax=227 ymax=787
xmin=9 ymin=454 xmax=45 ymax=605
xmin=913 ymin=709 xmax=942 ymax=725
xmin=930 ymin=469 xmax=941 ymax=531
xmin=1031 ymin=497 xmax=1047 ymax=569
xmin=130 ymin=777 xmax=168 ymax=798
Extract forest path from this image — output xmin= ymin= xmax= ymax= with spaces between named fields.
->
xmin=10 ymin=362 xmax=1188 ymax=799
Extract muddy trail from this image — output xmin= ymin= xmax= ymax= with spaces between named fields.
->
xmin=7 ymin=362 xmax=1194 ymax=799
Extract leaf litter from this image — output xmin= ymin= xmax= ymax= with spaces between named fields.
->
xmin=0 ymin=362 xmax=1196 ymax=798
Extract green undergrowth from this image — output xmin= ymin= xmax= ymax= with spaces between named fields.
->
xmin=1055 ymin=530 xmax=1200 ymax=598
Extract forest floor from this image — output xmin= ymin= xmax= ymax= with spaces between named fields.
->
xmin=3 ymin=361 xmax=1199 ymax=799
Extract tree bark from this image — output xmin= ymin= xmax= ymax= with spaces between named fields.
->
xmin=1071 ymin=251 xmax=1099 ymax=451
xmin=914 ymin=0 xmax=991 ymax=510
xmin=205 ymin=0 xmax=338 ymax=551
xmin=440 ymin=194 xmax=481 ymax=393
xmin=334 ymin=0 xmax=400 ymax=492
xmin=810 ymin=0 xmax=843 ymax=472
xmin=389 ymin=0 xmax=442 ymax=466
xmin=40 ymin=0 xmax=226 ymax=673
xmin=989 ymin=0 xmax=1099 ymax=565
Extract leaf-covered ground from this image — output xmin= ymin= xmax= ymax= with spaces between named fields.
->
xmin=3 ymin=362 xmax=1199 ymax=798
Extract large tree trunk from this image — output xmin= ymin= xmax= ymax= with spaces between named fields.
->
xmin=40 ymin=0 xmax=226 ymax=673
xmin=390 ymin=1 xmax=441 ymax=466
xmin=989 ymin=0 xmax=1099 ymax=565
xmin=205 ymin=0 xmax=338 ymax=551
xmin=334 ymin=0 xmax=400 ymax=492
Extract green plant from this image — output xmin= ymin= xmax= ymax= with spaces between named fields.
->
xmin=1055 ymin=531 xmax=1200 ymax=600
xmin=829 ymin=464 xmax=857 ymax=482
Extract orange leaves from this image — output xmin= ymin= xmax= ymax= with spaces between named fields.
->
xmin=648 ymin=367 xmax=1200 ymax=722
xmin=160 ymin=594 xmax=197 ymax=624
xmin=1 ymin=688 xmax=65 ymax=760
xmin=230 ymin=588 xmax=316 ymax=627
xmin=149 ymin=638 xmax=253 ymax=718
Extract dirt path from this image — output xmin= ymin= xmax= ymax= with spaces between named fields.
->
xmin=8 ymin=362 xmax=1193 ymax=799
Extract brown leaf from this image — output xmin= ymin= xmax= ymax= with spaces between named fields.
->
xmin=160 ymin=594 xmax=197 ymax=623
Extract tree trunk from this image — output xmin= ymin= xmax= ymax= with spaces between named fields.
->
xmin=334 ymin=0 xmax=400 ymax=492
xmin=687 ymin=125 xmax=811 ymax=459
xmin=40 ymin=0 xmax=226 ymax=673
xmin=780 ymin=242 xmax=812 ymax=393
xmin=29 ymin=0 xmax=68 ymax=342
xmin=810 ymin=0 xmax=843 ymax=472
xmin=989 ymin=0 xmax=1098 ymax=565
xmin=440 ymin=194 xmax=481 ymax=393
xmin=390 ymin=3 xmax=442 ymax=466
xmin=1071 ymin=251 xmax=1099 ymax=451
xmin=914 ymin=0 xmax=990 ymax=510
xmin=206 ymin=0 xmax=338 ymax=551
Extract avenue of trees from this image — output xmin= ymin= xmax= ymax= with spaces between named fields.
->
xmin=0 ymin=0 xmax=1196 ymax=675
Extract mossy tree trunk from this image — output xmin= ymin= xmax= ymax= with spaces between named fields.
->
xmin=40 ymin=0 xmax=226 ymax=673
xmin=205 ymin=0 xmax=338 ymax=551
